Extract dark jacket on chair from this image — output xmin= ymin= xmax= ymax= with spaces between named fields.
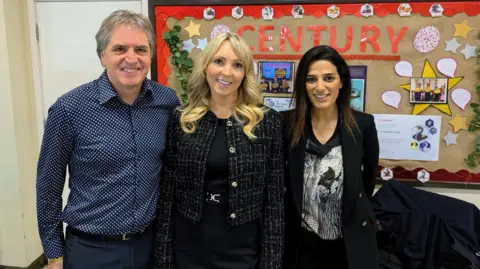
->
xmin=372 ymin=179 xmax=480 ymax=269
xmin=282 ymin=109 xmax=380 ymax=269
xmin=154 ymin=107 xmax=285 ymax=269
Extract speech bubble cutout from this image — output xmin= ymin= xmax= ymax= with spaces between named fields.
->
xmin=437 ymin=58 xmax=457 ymax=77
xmin=381 ymin=91 xmax=401 ymax=109
xmin=394 ymin=61 xmax=413 ymax=77
xmin=451 ymin=88 xmax=471 ymax=111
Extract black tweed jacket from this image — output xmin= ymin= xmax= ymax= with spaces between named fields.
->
xmin=154 ymin=107 xmax=285 ymax=269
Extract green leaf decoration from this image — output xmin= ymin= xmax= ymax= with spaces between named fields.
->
xmin=465 ymin=153 xmax=478 ymax=168
xmin=163 ymin=24 xmax=195 ymax=103
xmin=464 ymin=30 xmax=480 ymax=168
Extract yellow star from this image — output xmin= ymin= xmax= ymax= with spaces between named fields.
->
xmin=453 ymin=20 xmax=473 ymax=39
xmin=398 ymin=59 xmax=463 ymax=115
xmin=449 ymin=115 xmax=468 ymax=133
xmin=184 ymin=20 xmax=201 ymax=38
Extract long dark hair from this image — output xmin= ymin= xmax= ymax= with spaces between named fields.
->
xmin=288 ymin=45 xmax=359 ymax=148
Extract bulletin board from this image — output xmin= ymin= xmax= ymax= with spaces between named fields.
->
xmin=149 ymin=0 xmax=480 ymax=188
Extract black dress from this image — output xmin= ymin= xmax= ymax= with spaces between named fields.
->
xmin=173 ymin=118 xmax=260 ymax=269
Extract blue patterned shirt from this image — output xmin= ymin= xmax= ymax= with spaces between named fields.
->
xmin=36 ymin=71 xmax=179 ymax=259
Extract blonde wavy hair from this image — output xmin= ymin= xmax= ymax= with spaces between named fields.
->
xmin=179 ymin=32 xmax=266 ymax=139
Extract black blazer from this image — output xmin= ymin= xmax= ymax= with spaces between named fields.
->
xmin=154 ymin=107 xmax=285 ymax=269
xmin=282 ymin=109 xmax=380 ymax=269
xmin=373 ymin=179 xmax=480 ymax=269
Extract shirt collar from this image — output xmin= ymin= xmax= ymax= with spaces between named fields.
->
xmin=97 ymin=70 xmax=153 ymax=105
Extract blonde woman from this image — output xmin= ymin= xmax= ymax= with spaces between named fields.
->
xmin=154 ymin=32 xmax=284 ymax=269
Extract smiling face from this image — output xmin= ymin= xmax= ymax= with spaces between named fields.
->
xmin=206 ymin=41 xmax=245 ymax=99
xmin=305 ymin=60 xmax=343 ymax=111
xmin=100 ymin=24 xmax=151 ymax=92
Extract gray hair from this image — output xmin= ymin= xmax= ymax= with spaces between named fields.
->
xmin=95 ymin=10 xmax=156 ymax=59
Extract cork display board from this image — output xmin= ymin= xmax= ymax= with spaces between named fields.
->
xmin=152 ymin=2 xmax=480 ymax=186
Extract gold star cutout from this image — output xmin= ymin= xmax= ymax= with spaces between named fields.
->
xmin=397 ymin=59 xmax=463 ymax=115
xmin=449 ymin=115 xmax=468 ymax=133
xmin=184 ymin=20 xmax=201 ymax=38
xmin=453 ymin=20 xmax=473 ymax=39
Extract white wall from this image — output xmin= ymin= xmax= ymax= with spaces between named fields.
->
xmin=418 ymin=187 xmax=480 ymax=207
xmin=0 ymin=0 xmax=41 ymax=267
xmin=0 ymin=0 xmax=148 ymax=267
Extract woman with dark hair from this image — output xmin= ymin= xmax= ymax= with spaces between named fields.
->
xmin=282 ymin=45 xmax=380 ymax=269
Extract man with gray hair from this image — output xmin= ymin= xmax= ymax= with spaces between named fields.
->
xmin=36 ymin=10 xmax=179 ymax=269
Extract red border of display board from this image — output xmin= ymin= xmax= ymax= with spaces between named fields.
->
xmin=153 ymin=2 xmax=480 ymax=188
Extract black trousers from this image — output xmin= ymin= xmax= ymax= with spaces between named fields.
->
xmin=297 ymin=228 xmax=348 ymax=269
xmin=63 ymin=225 xmax=154 ymax=269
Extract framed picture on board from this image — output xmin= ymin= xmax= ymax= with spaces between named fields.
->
xmin=258 ymin=61 xmax=295 ymax=94
xmin=409 ymin=78 xmax=448 ymax=104
xmin=348 ymin=66 xmax=367 ymax=112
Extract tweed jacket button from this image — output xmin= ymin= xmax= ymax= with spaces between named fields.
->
xmin=226 ymin=120 xmax=233 ymax=127
xmin=230 ymin=213 xmax=236 ymax=219
xmin=231 ymin=181 xmax=238 ymax=187
xmin=362 ymin=220 xmax=367 ymax=227
xmin=229 ymin=147 xmax=236 ymax=153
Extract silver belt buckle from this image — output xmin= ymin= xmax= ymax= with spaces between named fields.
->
xmin=206 ymin=192 xmax=220 ymax=203
xmin=122 ymin=234 xmax=132 ymax=241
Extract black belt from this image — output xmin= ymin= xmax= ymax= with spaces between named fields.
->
xmin=67 ymin=223 xmax=153 ymax=242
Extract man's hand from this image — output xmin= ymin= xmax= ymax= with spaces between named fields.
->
xmin=47 ymin=259 xmax=63 ymax=269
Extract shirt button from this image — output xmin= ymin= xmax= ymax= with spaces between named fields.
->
xmin=226 ymin=120 xmax=233 ymax=127
xmin=359 ymin=193 xmax=362 ymax=198
xmin=362 ymin=220 xmax=367 ymax=227
xmin=229 ymin=147 xmax=236 ymax=154
xmin=231 ymin=182 xmax=238 ymax=187
xmin=230 ymin=213 xmax=236 ymax=219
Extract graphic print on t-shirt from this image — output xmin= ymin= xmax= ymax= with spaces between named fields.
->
xmin=302 ymin=145 xmax=344 ymax=240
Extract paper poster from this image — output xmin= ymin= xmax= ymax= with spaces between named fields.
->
xmin=263 ymin=96 xmax=295 ymax=112
xmin=373 ymin=114 xmax=441 ymax=161
xmin=349 ymin=66 xmax=367 ymax=112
